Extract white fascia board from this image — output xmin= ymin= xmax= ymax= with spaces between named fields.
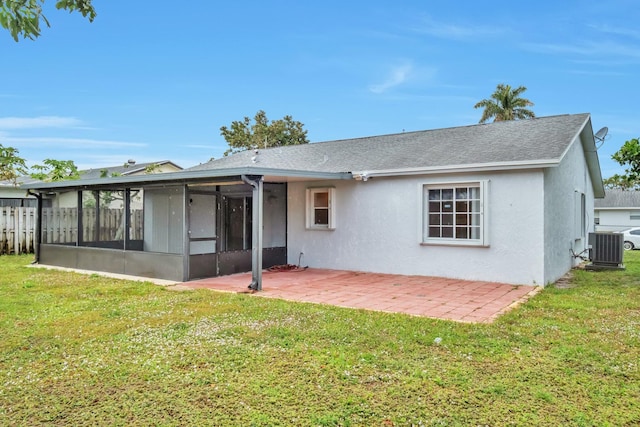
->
xmin=22 ymin=167 xmax=352 ymax=191
xmin=595 ymin=207 xmax=640 ymax=211
xmin=582 ymin=135 xmax=606 ymax=199
xmin=563 ymin=114 xmax=605 ymax=198
xmin=352 ymin=159 xmax=559 ymax=180
xmin=557 ymin=114 xmax=591 ymax=164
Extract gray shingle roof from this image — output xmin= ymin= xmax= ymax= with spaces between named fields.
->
xmin=3 ymin=160 xmax=181 ymax=188
xmin=23 ymin=114 xmax=604 ymax=197
xmin=0 ymin=175 xmax=40 ymax=187
xmin=189 ymin=113 xmax=591 ymax=174
xmin=595 ymin=189 xmax=640 ymax=208
xmin=79 ymin=160 xmax=180 ymax=180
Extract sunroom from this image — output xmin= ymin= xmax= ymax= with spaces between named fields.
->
xmin=25 ymin=168 xmax=350 ymax=288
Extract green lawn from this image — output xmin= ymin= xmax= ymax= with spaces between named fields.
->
xmin=1 ymin=255 xmax=639 ymax=426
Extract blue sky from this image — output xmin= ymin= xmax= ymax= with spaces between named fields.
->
xmin=1 ymin=0 xmax=638 ymax=178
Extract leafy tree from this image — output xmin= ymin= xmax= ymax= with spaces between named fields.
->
xmin=100 ymin=169 xmax=122 ymax=178
xmin=220 ymin=110 xmax=309 ymax=156
xmin=30 ymin=158 xmax=80 ymax=181
xmin=144 ymin=163 xmax=160 ymax=174
xmin=603 ymin=174 xmax=640 ymax=191
xmin=607 ymin=137 xmax=640 ymax=189
xmin=0 ymin=0 xmax=96 ymax=41
xmin=0 ymin=143 xmax=28 ymax=185
xmin=474 ymin=84 xmax=535 ymax=123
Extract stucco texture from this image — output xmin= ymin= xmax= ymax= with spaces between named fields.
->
xmin=543 ymin=133 xmax=595 ymax=284
xmin=287 ymin=170 xmax=546 ymax=286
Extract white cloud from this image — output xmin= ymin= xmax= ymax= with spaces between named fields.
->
xmin=0 ymin=116 xmax=84 ymax=130
xmin=589 ymin=24 xmax=640 ymax=40
xmin=0 ymin=135 xmax=146 ymax=148
xmin=369 ymin=64 xmax=413 ymax=94
xmin=521 ymin=41 xmax=640 ymax=60
xmin=413 ymin=16 xmax=503 ymax=41
xmin=566 ymin=68 xmax=626 ymax=77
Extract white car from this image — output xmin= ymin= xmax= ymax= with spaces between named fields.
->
xmin=621 ymin=227 xmax=640 ymax=250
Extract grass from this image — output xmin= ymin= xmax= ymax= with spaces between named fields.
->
xmin=1 ymin=255 xmax=639 ymax=426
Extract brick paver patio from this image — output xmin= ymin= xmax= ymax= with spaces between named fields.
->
xmin=181 ymin=268 xmax=541 ymax=323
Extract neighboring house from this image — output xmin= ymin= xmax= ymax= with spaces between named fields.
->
xmin=0 ymin=176 xmax=42 ymax=207
xmin=84 ymin=159 xmax=182 ymax=178
xmin=24 ymin=114 xmax=604 ymax=287
xmin=51 ymin=160 xmax=183 ymax=208
xmin=594 ymin=189 xmax=640 ymax=232
xmin=3 ymin=161 xmax=181 ymax=256
xmin=1 ymin=160 xmax=182 ymax=208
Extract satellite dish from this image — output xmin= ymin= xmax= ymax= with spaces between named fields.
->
xmin=594 ymin=127 xmax=608 ymax=149
xmin=595 ymin=127 xmax=608 ymax=142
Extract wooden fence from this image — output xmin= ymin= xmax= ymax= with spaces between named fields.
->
xmin=0 ymin=207 xmax=144 ymax=255
xmin=40 ymin=208 xmax=143 ymax=243
xmin=0 ymin=207 xmax=35 ymax=255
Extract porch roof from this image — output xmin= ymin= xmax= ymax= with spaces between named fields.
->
xmin=22 ymin=167 xmax=352 ymax=193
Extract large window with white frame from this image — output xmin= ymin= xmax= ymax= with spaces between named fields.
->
xmin=423 ymin=181 xmax=488 ymax=246
xmin=306 ymin=187 xmax=335 ymax=230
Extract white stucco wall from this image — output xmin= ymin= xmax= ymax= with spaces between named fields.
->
xmin=595 ymin=209 xmax=640 ymax=232
xmin=263 ymin=183 xmax=287 ymax=248
xmin=287 ymin=170 xmax=546 ymax=285
xmin=0 ymin=186 xmax=31 ymax=199
xmin=51 ymin=191 xmax=77 ymax=208
xmin=543 ymin=134 xmax=595 ymax=284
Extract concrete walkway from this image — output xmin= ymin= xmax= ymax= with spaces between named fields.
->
xmin=182 ymin=268 xmax=541 ymax=323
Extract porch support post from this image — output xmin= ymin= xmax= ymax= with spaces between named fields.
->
xmin=77 ymin=191 xmax=83 ymax=246
xmin=124 ymin=188 xmax=131 ymax=251
xmin=182 ymin=185 xmax=190 ymax=282
xmin=242 ymin=175 xmax=264 ymax=291
xmin=27 ymin=190 xmax=42 ymax=263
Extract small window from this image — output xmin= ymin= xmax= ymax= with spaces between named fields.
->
xmin=306 ymin=187 xmax=335 ymax=230
xmin=630 ymin=211 xmax=640 ymax=220
xmin=423 ymin=181 xmax=488 ymax=246
xmin=574 ymin=191 xmax=586 ymax=239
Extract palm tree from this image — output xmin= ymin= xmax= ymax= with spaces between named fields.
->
xmin=474 ymin=84 xmax=535 ymax=123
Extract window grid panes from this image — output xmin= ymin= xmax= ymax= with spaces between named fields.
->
xmin=306 ymin=187 xmax=335 ymax=229
xmin=313 ymin=191 xmax=329 ymax=225
xmin=428 ymin=185 xmax=481 ymax=240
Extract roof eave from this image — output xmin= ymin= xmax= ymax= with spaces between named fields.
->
xmin=578 ymin=116 xmax=605 ymax=198
xmin=352 ymin=159 xmax=561 ymax=180
xmin=22 ymin=167 xmax=352 ymax=192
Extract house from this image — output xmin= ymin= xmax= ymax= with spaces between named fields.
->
xmin=594 ymin=189 xmax=640 ymax=232
xmin=0 ymin=176 xmax=42 ymax=207
xmin=1 ymin=160 xmax=182 ymax=208
xmin=48 ymin=160 xmax=183 ymax=208
xmin=23 ymin=113 xmax=604 ymax=287
xmin=83 ymin=159 xmax=182 ymax=178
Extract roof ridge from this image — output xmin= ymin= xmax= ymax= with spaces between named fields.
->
xmin=229 ymin=113 xmax=591 ymax=153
